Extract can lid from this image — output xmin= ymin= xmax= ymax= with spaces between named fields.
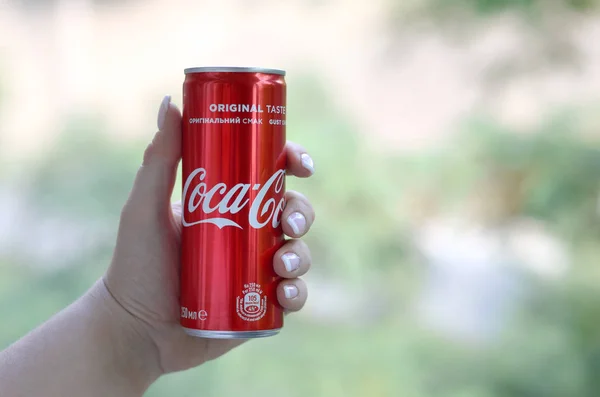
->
xmin=184 ymin=66 xmax=286 ymax=76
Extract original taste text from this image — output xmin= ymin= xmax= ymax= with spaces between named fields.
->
xmin=208 ymin=104 xmax=286 ymax=114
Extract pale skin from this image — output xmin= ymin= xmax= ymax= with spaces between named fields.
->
xmin=0 ymin=96 xmax=316 ymax=397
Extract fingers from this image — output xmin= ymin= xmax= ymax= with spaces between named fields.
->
xmin=281 ymin=190 xmax=315 ymax=238
xmin=277 ymin=146 xmax=314 ymax=313
xmin=285 ymin=141 xmax=315 ymax=177
xmin=277 ymin=278 xmax=308 ymax=312
xmin=124 ymin=96 xmax=182 ymax=217
xmin=273 ymin=239 xmax=311 ymax=278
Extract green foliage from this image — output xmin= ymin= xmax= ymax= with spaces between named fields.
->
xmin=426 ymin=113 xmax=600 ymax=239
xmin=23 ymin=115 xmax=140 ymax=220
xmin=419 ymin=0 xmax=600 ymax=17
xmin=449 ymin=0 xmax=598 ymax=14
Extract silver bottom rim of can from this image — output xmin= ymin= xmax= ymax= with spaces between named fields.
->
xmin=183 ymin=328 xmax=281 ymax=339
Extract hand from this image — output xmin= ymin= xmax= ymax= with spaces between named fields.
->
xmin=104 ymin=97 xmax=316 ymax=375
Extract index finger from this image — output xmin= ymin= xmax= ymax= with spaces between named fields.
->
xmin=285 ymin=141 xmax=315 ymax=177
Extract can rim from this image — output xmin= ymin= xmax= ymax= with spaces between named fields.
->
xmin=183 ymin=328 xmax=281 ymax=339
xmin=184 ymin=67 xmax=286 ymax=76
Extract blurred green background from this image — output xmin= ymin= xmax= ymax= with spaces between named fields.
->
xmin=2 ymin=0 xmax=600 ymax=396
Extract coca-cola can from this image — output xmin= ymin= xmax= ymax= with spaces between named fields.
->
xmin=180 ymin=67 xmax=287 ymax=339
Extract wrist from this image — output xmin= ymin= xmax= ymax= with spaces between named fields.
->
xmin=87 ymin=278 xmax=163 ymax=392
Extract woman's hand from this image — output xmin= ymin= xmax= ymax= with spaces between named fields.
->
xmin=104 ymin=96 xmax=316 ymax=375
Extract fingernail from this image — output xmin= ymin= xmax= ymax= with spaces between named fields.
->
xmin=282 ymin=252 xmax=301 ymax=273
xmin=301 ymin=153 xmax=315 ymax=174
xmin=157 ymin=95 xmax=171 ymax=131
xmin=283 ymin=285 xmax=299 ymax=299
xmin=287 ymin=212 xmax=306 ymax=235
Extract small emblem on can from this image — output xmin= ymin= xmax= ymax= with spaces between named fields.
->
xmin=236 ymin=283 xmax=267 ymax=321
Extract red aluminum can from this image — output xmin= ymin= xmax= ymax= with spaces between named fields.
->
xmin=180 ymin=67 xmax=287 ymax=338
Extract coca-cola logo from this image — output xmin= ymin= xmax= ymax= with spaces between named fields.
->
xmin=182 ymin=168 xmax=285 ymax=229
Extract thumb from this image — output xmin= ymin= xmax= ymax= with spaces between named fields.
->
xmin=125 ymin=95 xmax=182 ymax=216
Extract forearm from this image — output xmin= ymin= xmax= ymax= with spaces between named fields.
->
xmin=0 ymin=279 xmax=161 ymax=397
